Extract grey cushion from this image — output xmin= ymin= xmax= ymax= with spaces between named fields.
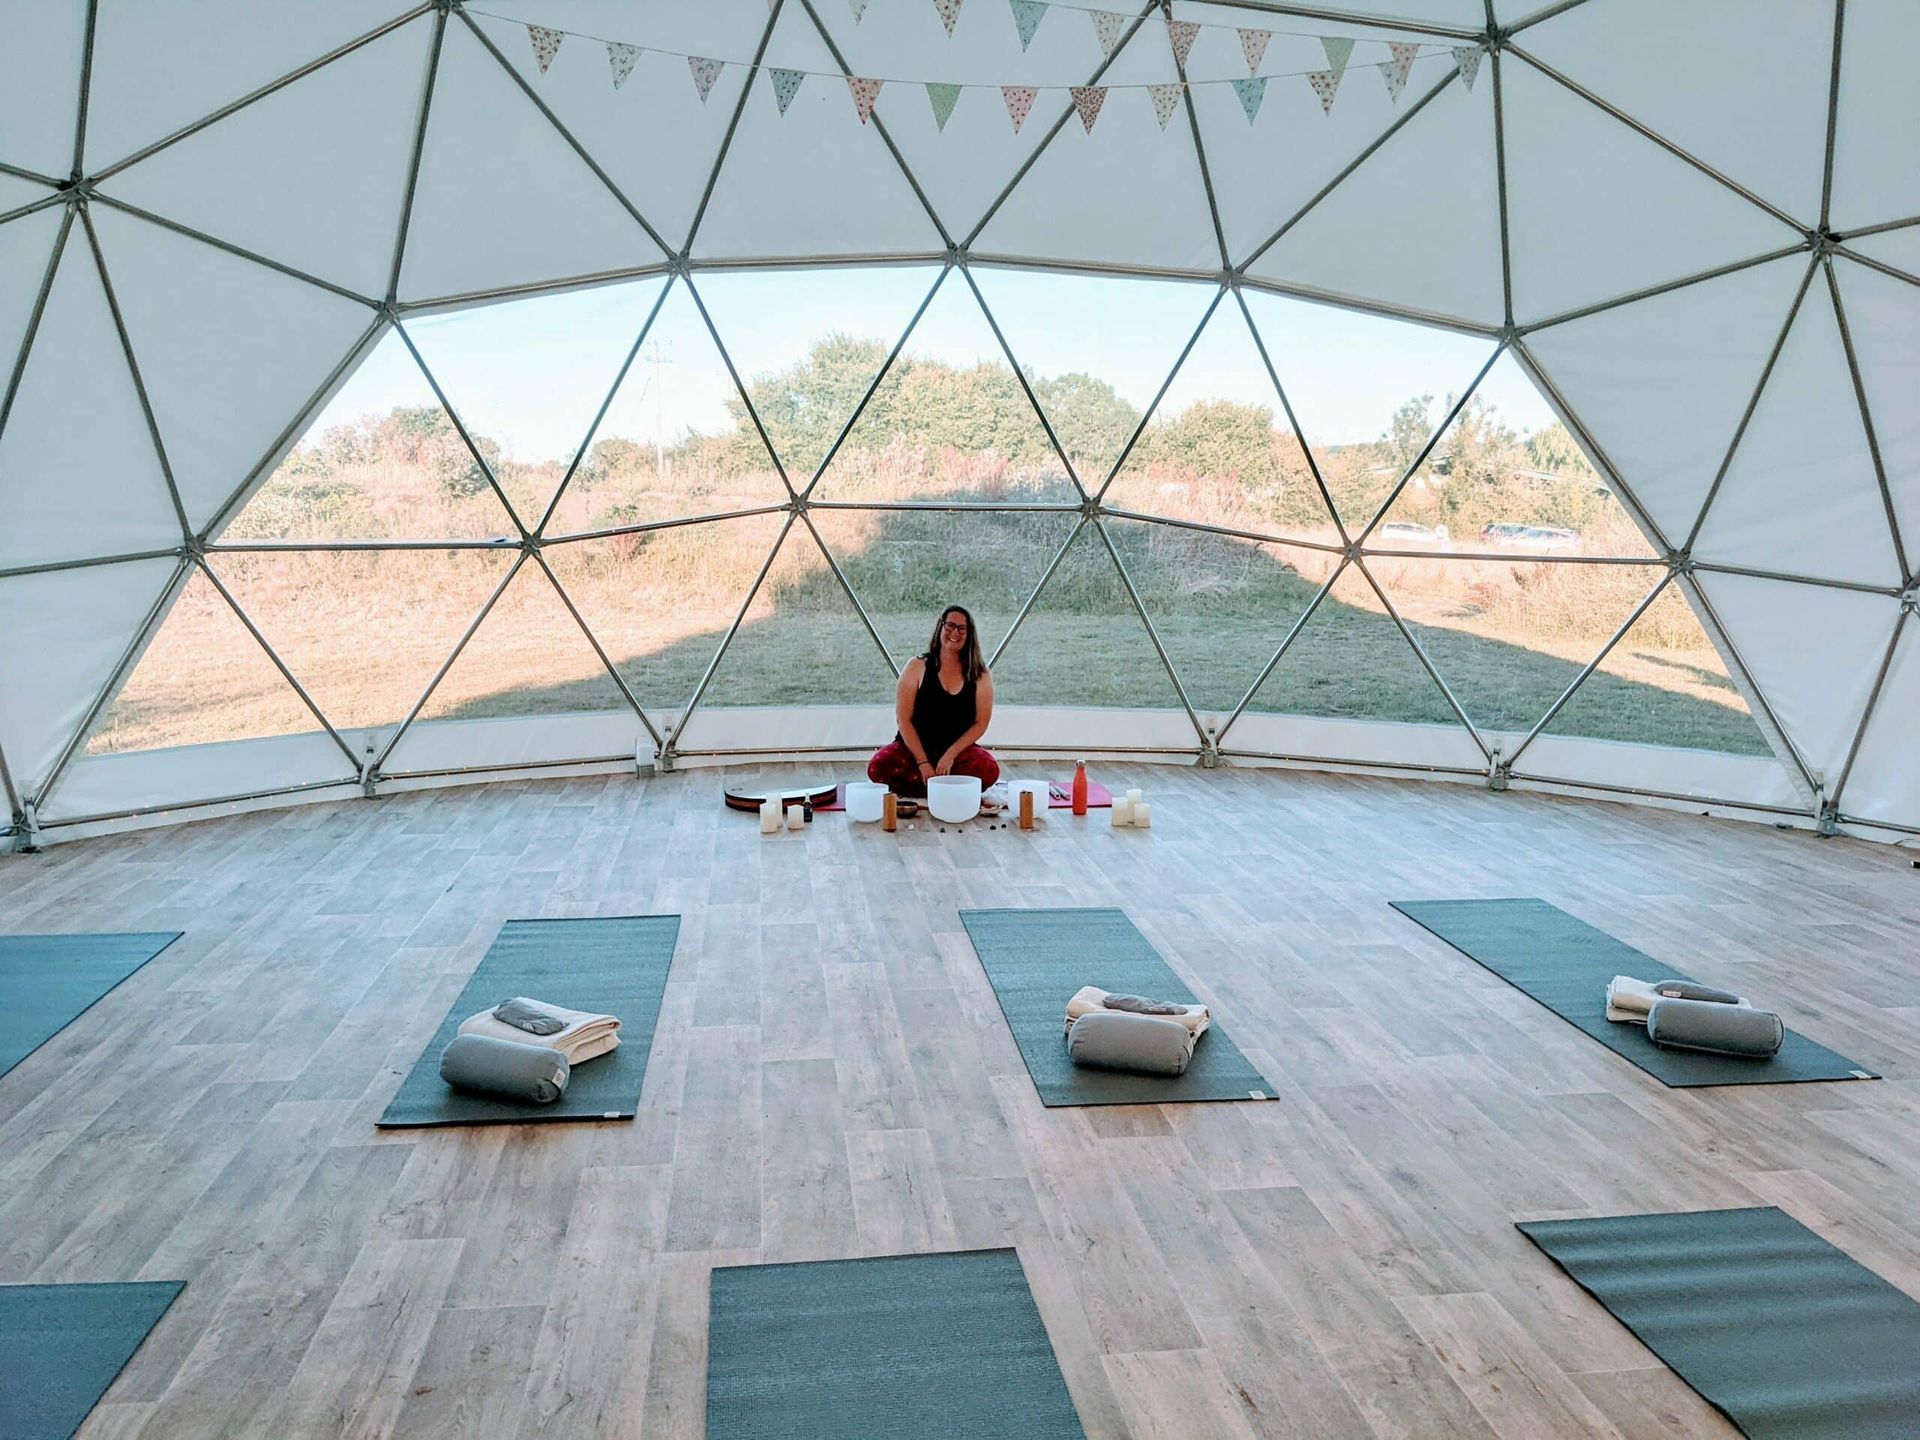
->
xmin=440 ymin=1033 xmax=571 ymax=1103
xmin=1652 ymin=980 xmax=1745 ymax=1005
xmin=1646 ymin=998 xmax=1784 ymax=1059
xmin=1066 ymin=1010 xmax=1196 ymax=1077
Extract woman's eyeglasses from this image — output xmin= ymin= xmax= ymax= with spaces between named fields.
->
xmin=942 ymin=620 xmax=969 ymax=634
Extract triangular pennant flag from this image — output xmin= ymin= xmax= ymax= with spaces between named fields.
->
xmin=1306 ymin=68 xmax=1341 ymax=113
xmin=1381 ymin=41 xmax=1417 ymax=101
xmin=1231 ymin=76 xmax=1267 ymax=123
xmin=932 ymin=0 xmax=965 ymax=36
xmin=849 ymin=0 xmax=870 ymax=18
xmin=926 ymin=81 xmax=962 ymax=130
xmin=1002 ymin=84 xmax=1038 ymax=132
xmin=1089 ymin=10 xmax=1127 ymax=58
xmin=688 ymin=55 xmax=724 ymax=103
xmin=527 ymin=24 xmax=563 ymax=74
xmin=1320 ymin=35 xmax=1354 ymax=77
xmin=606 ymin=42 xmax=640 ymax=91
xmin=1237 ymin=28 xmax=1271 ymax=74
xmin=769 ymin=68 xmax=805 ymax=115
xmin=1009 ymin=0 xmax=1047 ymax=49
xmin=1452 ymin=45 xmax=1483 ymax=91
xmin=847 ymin=75 xmax=884 ymax=124
xmin=1166 ymin=17 xmax=1201 ymax=69
xmin=1147 ymin=83 xmax=1182 ymax=129
xmin=1071 ymin=85 xmax=1108 ymax=133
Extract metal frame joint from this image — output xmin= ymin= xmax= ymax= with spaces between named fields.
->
xmin=1815 ymin=796 xmax=1841 ymax=836
xmin=1080 ymin=497 xmax=1103 ymax=520
xmin=1667 ymin=549 xmax=1694 ymax=575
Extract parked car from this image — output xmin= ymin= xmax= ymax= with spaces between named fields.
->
xmin=1479 ymin=522 xmax=1583 ymax=554
xmin=1478 ymin=521 xmax=1531 ymax=545
xmin=1373 ymin=521 xmax=1451 ymax=550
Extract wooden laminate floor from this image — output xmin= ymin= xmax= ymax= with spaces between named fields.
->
xmin=2 ymin=765 xmax=1917 ymax=1439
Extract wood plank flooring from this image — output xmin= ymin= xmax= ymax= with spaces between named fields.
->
xmin=2 ymin=764 xmax=1917 ymax=1439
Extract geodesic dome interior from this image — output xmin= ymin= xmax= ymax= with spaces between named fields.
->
xmin=2 ymin=0 xmax=1917 ymax=844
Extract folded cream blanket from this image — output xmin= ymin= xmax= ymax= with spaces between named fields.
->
xmin=1064 ymin=985 xmax=1210 ymax=1038
xmin=1605 ymin=975 xmax=1749 ymax=1025
xmin=458 ymin=998 xmax=621 ymax=1064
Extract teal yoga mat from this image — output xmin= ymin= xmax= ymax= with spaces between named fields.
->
xmin=1519 ymin=1208 xmax=1920 ymax=1440
xmin=708 ymin=1249 xmax=1086 ymax=1439
xmin=1390 ymin=899 xmax=1875 ymax=1087
xmin=959 ymin=907 xmax=1274 ymax=1106
xmin=378 ymin=915 xmax=680 ymax=1128
xmin=0 ymin=932 xmax=181 ymax=1081
xmin=0 ymin=1281 xmax=184 ymax=1439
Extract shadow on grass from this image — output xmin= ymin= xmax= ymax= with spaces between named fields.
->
xmin=432 ymin=488 xmax=1773 ymax=757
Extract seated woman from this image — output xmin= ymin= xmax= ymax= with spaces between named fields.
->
xmin=868 ymin=604 xmax=1000 ymax=796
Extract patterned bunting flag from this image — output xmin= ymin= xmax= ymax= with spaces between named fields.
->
xmin=1071 ymin=84 xmax=1107 ymax=133
xmin=1381 ymin=41 xmax=1417 ymax=101
xmin=527 ymin=24 xmax=563 ymax=74
xmin=932 ymin=0 xmax=964 ymax=36
xmin=1147 ymin=83 xmax=1182 ymax=129
xmin=1452 ymin=45 xmax=1483 ymax=90
xmin=1010 ymin=0 xmax=1047 ymax=49
xmin=1166 ymin=17 xmax=1201 ymax=69
xmin=926 ymin=81 xmax=962 ymax=130
xmin=769 ymin=68 xmax=805 ymax=114
xmin=688 ymin=55 xmax=724 ymax=103
xmin=606 ymin=42 xmax=639 ymax=90
xmin=848 ymin=0 xmax=870 ymax=18
xmin=1306 ymin=68 xmax=1340 ymax=113
xmin=1237 ymin=28 xmax=1271 ymax=75
xmin=1231 ymin=76 xmax=1267 ymax=123
xmin=1002 ymin=84 xmax=1038 ymax=132
xmin=1320 ymin=35 xmax=1354 ymax=77
xmin=1088 ymin=10 xmax=1127 ymax=58
xmin=847 ymin=75 xmax=883 ymax=123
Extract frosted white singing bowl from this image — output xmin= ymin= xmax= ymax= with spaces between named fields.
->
xmin=926 ymin=775 xmax=982 ymax=823
xmin=845 ymin=781 xmax=887 ymax=823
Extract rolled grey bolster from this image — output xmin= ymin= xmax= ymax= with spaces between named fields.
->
xmin=1646 ymin=998 xmax=1784 ymax=1058
xmin=1653 ymin=980 xmax=1745 ymax=1005
xmin=441 ymin=1033 xmax=571 ymax=1103
xmin=1067 ymin=1010 xmax=1196 ymax=1077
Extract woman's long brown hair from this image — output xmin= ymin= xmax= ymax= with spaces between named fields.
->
xmin=925 ymin=604 xmax=986 ymax=683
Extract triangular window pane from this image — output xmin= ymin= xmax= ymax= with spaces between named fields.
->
xmin=987 ymin=524 xmax=1188 ymax=711
xmin=544 ymin=512 xmax=789 ymax=718
xmin=86 ymin=570 xmax=325 ymax=754
xmin=691 ymin=265 xmax=946 ymax=487
xmin=208 ymin=548 xmax=514 ymax=739
xmin=547 ymin=279 xmax=791 ymax=537
xmin=682 ymin=520 xmax=899 ymax=711
xmin=223 ymin=326 xmax=518 ymax=542
xmin=1102 ymin=517 xmax=1321 ymax=714
xmin=815 ymin=270 xmax=1079 ymax=504
xmin=1373 ymin=354 xmax=1659 ymax=560
xmin=1103 ymin=301 xmax=1336 ymax=546
xmin=404 ymin=277 xmax=667 ymax=530
xmin=1539 ymin=581 xmax=1771 ymax=755
xmin=969 ymin=269 xmax=1216 ymax=493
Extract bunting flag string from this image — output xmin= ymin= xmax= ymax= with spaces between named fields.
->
xmin=1380 ymin=40 xmax=1417 ymax=102
xmin=1166 ymin=17 xmax=1201 ymax=69
xmin=1088 ymin=9 xmax=1126 ymax=58
xmin=528 ymin=24 xmax=563 ymax=73
xmin=1071 ymin=84 xmax=1107 ymax=132
xmin=607 ymin=42 xmax=640 ymax=90
xmin=848 ymin=75 xmax=884 ymax=122
xmin=1002 ymin=84 xmax=1038 ymax=131
xmin=1237 ymin=28 xmax=1271 ymax=75
xmin=1452 ymin=45 xmax=1483 ymax=91
xmin=927 ymin=80 xmax=962 ymax=129
xmin=1320 ymin=35 xmax=1354 ymax=77
xmin=1009 ymin=0 xmax=1047 ymax=49
xmin=769 ymin=67 xmax=805 ymax=113
xmin=1306 ymin=68 xmax=1340 ymax=114
xmin=688 ymin=55 xmax=724 ymax=103
xmin=1231 ymin=76 xmax=1267 ymax=123
xmin=932 ymin=0 xmax=965 ymax=36
xmin=1147 ymin=82 xmax=1181 ymax=129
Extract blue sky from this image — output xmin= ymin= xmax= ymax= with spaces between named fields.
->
xmin=324 ymin=265 xmax=1554 ymax=462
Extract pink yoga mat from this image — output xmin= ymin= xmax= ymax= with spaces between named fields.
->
xmin=816 ymin=779 xmax=1113 ymax=812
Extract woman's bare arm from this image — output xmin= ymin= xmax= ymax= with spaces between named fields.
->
xmin=895 ymin=659 xmax=933 ymax=773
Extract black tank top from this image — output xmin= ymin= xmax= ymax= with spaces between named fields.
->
xmin=902 ymin=658 xmax=976 ymax=761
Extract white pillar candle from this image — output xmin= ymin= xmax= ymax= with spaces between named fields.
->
xmin=1110 ymin=797 xmax=1132 ymax=828
xmin=785 ymin=804 xmax=804 ymax=831
xmin=760 ymin=797 xmax=781 ymax=834
xmin=1132 ymin=801 xmax=1151 ymax=828
xmin=1126 ymin=788 xmax=1143 ymax=806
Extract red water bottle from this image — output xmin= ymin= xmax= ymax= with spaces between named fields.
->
xmin=1071 ymin=759 xmax=1088 ymax=816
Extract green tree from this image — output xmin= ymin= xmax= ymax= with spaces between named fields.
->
xmin=1032 ymin=371 xmax=1140 ymax=478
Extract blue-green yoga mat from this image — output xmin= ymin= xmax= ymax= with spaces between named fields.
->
xmin=708 ymin=1249 xmax=1086 ymax=1439
xmin=1390 ymin=899 xmax=1875 ymax=1087
xmin=0 ymin=1282 xmax=184 ymax=1439
xmin=378 ymin=915 xmax=680 ymax=1127
xmin=0 ymin=933 xmax=181 ymax=1082
xmin=1519 ymin=1208 xmax=1920 ymax=1440
xmin=959 ymin=907 xmax=1274 ymax=1106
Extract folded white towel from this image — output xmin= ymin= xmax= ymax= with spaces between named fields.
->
xmin=1606 ymin=974 xmax=1749 ymax=1025
xmin=1064 ymin=985 xmax=1210 ymax=1039
xmin=458 ymin=998 xmax=621 ymax=1065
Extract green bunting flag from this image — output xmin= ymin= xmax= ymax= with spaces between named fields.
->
xmin=1320 ymin=35 xmax=1354 ymax=77
xmin=769 ymin=68 xmax=805 ymax=114
xmin=1009 ymin=0 xmax=1046 ymax=50
xmin=926 ymin=81 xmax=962 ymax=130
xmin=1231 ymin=76 xmax=1266 ymax=123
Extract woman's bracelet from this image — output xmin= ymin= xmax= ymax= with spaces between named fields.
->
xmin=917 ymin=758 xmax=933 ymax=770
